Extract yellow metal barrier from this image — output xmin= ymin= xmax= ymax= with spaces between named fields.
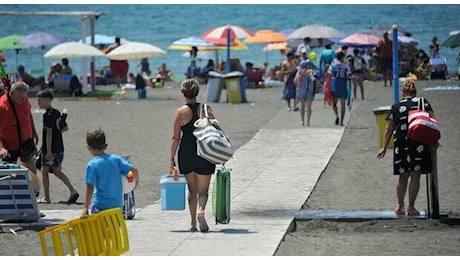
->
xmin=38 ymin=208 xmax=129 ymax=256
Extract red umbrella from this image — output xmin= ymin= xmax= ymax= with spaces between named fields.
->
xmin=202 ymin=24 xmax=254 ymax=43
xmin=202 ymin=24 xmax=254 ymax=72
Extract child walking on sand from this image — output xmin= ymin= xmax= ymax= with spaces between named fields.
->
xmin=36 ymin=89 xmax=79 ymax=204
xmin=80 ymin=128 xmax=139 ymax=218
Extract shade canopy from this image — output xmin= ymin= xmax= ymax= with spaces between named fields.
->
xmin=244 ymin=30 xmax=288 ymax=44
xmin=44 ymin=42 xmax=105 ymax=58
xmin=0 ymin=35 xmax=27 ymax=50
xmin=168 ymin=36 xmax=215 ymax=51
xmin=288 ymin=24 xmax=345 ymax=40
xmin=18 ymin=32 xmax=66 ymax=48
xmin=106 ymin=41 xmax=166 ymax=60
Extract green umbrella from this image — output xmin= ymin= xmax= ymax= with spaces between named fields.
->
xmin=0 ymin=34 xmax=28 ymax=69
xmin=441 ymin=32 xmax=460 ymax=49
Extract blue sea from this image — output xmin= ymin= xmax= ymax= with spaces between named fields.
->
xmin=1 ymin=4 xmax=459 ymax=81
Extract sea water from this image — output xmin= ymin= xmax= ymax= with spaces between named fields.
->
xmin=1 ymin=4 xmax=459 ymax=81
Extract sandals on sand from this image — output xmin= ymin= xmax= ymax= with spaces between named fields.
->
xmin=67 ymin=192 xmax=80 ymax=204
xmin=394 ymin=207 xmax=420 ymax=216
xmin=197 ymin=213 xmax=209 ymax=233
xmin=394 ymin=207 xmax=406 ymax=216
xmin=37 ymin=198 xmax=50 ymax=204
xmin=407 ymin=208 xmax=420 ymax=216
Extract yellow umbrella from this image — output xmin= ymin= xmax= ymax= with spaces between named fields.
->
xmin=212 ymin=38 xmax=248 ymax=50
xmin=244 ymin=30 xmax=288 ymax=44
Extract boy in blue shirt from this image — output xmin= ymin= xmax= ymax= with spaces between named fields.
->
xmin=80 ymin=128 xmax=139 ymax=218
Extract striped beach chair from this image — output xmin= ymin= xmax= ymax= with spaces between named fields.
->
xmin=0 ymin=166 xmax=41 ymax=223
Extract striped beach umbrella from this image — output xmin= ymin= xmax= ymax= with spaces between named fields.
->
xmin=202 ymin=24 xmax=254 ymax=72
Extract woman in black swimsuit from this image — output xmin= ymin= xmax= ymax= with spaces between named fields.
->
xmin=170 ymin=79 xmax=216 ymax=233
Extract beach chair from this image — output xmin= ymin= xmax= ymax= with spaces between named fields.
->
xmin=429 ymin=56 xmax=448 ymax=80
xmin=53 ymin=73 xmax=73 ymax=93
xmin=0 ymin=165 xmax=41 ymax=223
xmin=38 ymin=208 xmax=129 ymax=256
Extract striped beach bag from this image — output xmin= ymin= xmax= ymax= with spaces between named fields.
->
xmin=193 ymin=104 xmax=233 ymax=165
xmin=407 ymin=97 xmax=440 ymax=146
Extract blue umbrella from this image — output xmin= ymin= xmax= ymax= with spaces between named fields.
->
xmin=78 ymin=34 xmax=129 ymax=47
xmin=18 ymin=32 xmax=67 ymax=77
xmin=168 ymin=36 xmax=215 ymax=50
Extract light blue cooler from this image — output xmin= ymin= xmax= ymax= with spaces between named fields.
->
xmin=159 ymin=172 xmax=187 ymax=210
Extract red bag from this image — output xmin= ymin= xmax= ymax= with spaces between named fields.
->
xmin=407 ymin=97 xmax=440 ymax=146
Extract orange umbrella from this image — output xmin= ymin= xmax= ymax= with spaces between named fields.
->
xmin=263 ymin=42 xmax=287 ymax=51
xmin=244 ymin=30 xmax=288 ymax=44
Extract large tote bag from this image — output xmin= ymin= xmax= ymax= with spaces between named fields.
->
xmin=407 ymin=97 xmax=441 ymax=146
xmin=193 ymin=104 xmax=233 ymax=165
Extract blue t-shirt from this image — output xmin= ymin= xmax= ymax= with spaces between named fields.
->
xmin=328 ymin=62 xmax=351 ymax=92
xmin=85 ymin=154 xmax=133 ymax=211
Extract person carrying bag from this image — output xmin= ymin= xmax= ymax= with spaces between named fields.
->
xmin=193 ymin=103 xmax=233 ymax=165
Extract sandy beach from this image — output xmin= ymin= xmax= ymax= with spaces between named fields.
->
xmin=1 ymin=77 xmax=460 ymax=256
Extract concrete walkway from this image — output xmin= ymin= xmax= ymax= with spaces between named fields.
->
xmin=15 ymin=98 xmax=346 ymax=255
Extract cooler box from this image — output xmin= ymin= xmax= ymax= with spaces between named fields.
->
xmin=206 ymin=71 xmax=224 ymax=103
xmin=373 ymin=105 xmax=394 ymax=149
xmin=0 ymin=164 xmax=41 ymax=222
xmin=224 ymin=71 xmax=247 ymax=104
xmin=159 ymin=173 xmax=186 ymax=210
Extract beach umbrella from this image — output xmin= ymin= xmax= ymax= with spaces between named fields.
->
xmin=363 ymin=29 xmax=420 ymax=46
xmin=78 ymin=34 xmax=129 ymax=47
xmin=18 ymin=32 xmax=66 ymax=48
xmin=18 ymin=32 xmax=67 ymax=77
xmin=168 ymin=36 xmax=215 ymax=51
xmin=441 ymin=31 xmax=460 ymax=48
xmin=0 ymin=34 xmax=28 ymax=69
xmin=371 ymin=24 xmax=412 ymax=37
xmin=44 ymin=42 xmax=105 ymax=58
xmin=264 ymin=42 xmax=287 ymax=51
xmin=338 ymin=32 xmax=381 ymax=47
xmin=202 ymin=24 xmax=254 ymax=72
xmin=106 ymin=41 xmax=166 ymax=60
xmin=182 ymin=50 xmax=214 ymax=60
xmin=287 ymin=24 xmax=343 ymax=49
xmin=244 ymin=30 xmax=288 ymax=44
xmin=288 ymin=24 xmax=345 ymax=40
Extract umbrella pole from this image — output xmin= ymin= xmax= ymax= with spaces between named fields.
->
xmin=226 ymin=27 xmax=231 ymax=73
xmin=41 ymin=46 xmax=45 ymax=79
xmin=15 ymin=49 xmax=19 ymax=71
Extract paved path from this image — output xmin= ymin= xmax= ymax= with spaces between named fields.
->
xmin=10 ymin=96 xmax=346 ymax=255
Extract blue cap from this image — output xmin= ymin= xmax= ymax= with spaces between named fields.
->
xmin=300 ymin=59 xmax=310 ymax=69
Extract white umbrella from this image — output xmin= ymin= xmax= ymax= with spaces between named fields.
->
xmin=182 ymin=50 xmax=214 ymax=60
xmin=106 ymin=41 xmax=166 ymax=60
xmin=44 ymin=42 xmax=105 ymax=58
xmin=288 ymin=24 xmax=344 ymax=48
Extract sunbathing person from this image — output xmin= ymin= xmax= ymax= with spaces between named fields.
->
xmin=17 ymin=65 xmax=46 ymax=90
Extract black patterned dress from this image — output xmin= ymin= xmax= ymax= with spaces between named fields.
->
xmin=386 ymin=97 xmax=433 ymax=175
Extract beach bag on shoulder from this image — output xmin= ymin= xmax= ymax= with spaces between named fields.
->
xmin=407 ymin=97 xmax=440 ymax=146
xmin=193 ymin=104 xmax=233 ymax=165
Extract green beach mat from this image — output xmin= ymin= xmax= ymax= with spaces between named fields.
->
xmin=212 ymin=166 xmax=231 ymax=224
